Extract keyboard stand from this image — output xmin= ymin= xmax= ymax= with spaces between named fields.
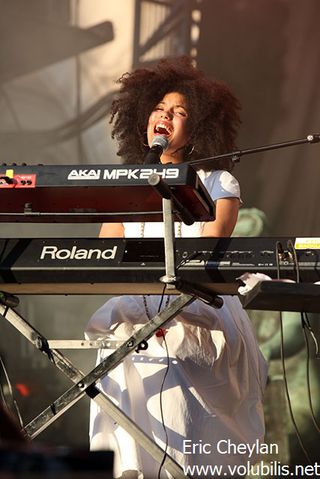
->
xmin=0 ymin=173 xmax=217 ymax=479
xmin=0 ymin=295 xmax=194 ymax=479
xmin=148 ymin=172 xmax=196 ymax=290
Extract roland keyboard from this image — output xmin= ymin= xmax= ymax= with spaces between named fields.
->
xmin=0 ymin=237 xmax=319 ymax=295
xmin=0 ymin=163 xmax=214 ymax=223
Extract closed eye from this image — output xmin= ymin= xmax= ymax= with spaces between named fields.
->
xmin=153 ymin=104 xmax=188 ymax=117
xmin=174 ymin=109 xmax=187 ymax=117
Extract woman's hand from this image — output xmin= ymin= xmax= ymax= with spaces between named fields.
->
xmin=201 ymin=197 xmax=240 ymax=237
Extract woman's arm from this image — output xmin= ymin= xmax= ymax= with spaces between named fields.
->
xmin=99 ymin=198 xmax=239 ymax=238
xmin=99 ymin=222 xmax=125 ymax=238
xmin=201 ymin=197 xmax=240 ymax=237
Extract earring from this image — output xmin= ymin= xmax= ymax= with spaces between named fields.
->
xmin=186 ymin=144 xmax=195 ymax=156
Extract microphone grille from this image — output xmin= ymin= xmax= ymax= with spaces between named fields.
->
xmin=151 ymin=135 xmax=169 ymax=151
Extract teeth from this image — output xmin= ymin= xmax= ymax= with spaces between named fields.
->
xmin=155 ymin=123 xmax=172 ymax=135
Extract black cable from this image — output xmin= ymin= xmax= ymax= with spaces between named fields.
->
xmin=157 ymin=283 xmax=168 ymax=313
xmin=301 ymin=312 xmax=320 ymax=434
xmin=176 ymin=251 xmax=202 ymax=270
xmin=156 ymin=283 xmax=170 ymax=479
xmin=0 ymin=355 xmax=23 ymax=429
xmin=275 ymin=241 xmax=312 ymax=463
xmin=302 ymin=312 xmax=320 ymax=358
xmin=157 ymin=333 xmax=170 ymax=479
xmin=156 ymin=251 xmax=206 ymax=477
xmin=287 ymin=239 xmax=300 ymax=283
xmin=0 ymin=306 xmax=25 ymax=429
xmin=287 ymin=240 xmax=320 ymax=435
xmin=0 ymin=356 xmax=7 ymax=405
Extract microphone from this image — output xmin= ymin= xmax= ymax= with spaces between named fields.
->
xmin=144 ymin=135 xmax=169 ymax=164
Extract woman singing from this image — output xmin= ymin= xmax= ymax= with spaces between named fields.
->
xmin=85 ymin=57 xmax=267 ymax=479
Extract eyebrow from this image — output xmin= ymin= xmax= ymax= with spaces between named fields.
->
xmin=158 ymin=101 xmax=187 ymax=110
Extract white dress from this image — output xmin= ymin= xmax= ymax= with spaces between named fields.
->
xmin=85 ymin=170 xmax=268 ymax=479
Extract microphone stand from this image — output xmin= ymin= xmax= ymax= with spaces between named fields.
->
xmin=148 ymin=134 xmax=320 ymax=307
xmin=188 ymin=133 xmax=320 ymax=168
xmin=148 ymin=132 xmax=320 ymax=303
xmin=187 ymin=132 xmax=320 ymax=313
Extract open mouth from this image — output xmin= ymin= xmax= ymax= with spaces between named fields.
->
xmin=154 ymin=122 xmax=172 ymax=136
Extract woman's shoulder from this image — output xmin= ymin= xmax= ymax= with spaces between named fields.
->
xmin=198 ymin=169 xmax=240 ymax=201
xmin=198 ymin=168 xmax=237 ymax=181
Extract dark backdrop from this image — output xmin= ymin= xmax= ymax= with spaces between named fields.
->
xmin=197 ymin=0 xmax=320 ymax=235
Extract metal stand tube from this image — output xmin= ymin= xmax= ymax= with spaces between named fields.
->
xmin=0 ymin=296 xmax=194 ymax=478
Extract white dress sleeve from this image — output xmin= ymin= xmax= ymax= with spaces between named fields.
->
xmin=199 ymin=169 xmax=241 ymax=203
xmin=186 ymin=169 xmax=241 ymax=237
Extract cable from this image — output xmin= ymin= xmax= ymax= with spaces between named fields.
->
xmin=287 ymin=240 xmax=320 ymax=435
xmin=157 ymin=283 xmax=169 ymax=312
xmin=301 ymin=312 xmax=320 ymax=434
xmin=287 ymin=239 xmax=300 ymax=283
xmin=0 ymin=355 xmax=13 ymax=404
xmin=0 ymin=306 xmax=24 ymax=429
xmin=275 ymin=241 xmax=312 ymax=463
xmin=0 ymin=354 xmax=24 ymax=429
xmin=157 ymin=333 xmax=170 ymax=479
xmin=142 ymin=284 xmax=171 ymax=478
xmin=176 ymin=251 xmax=202 ymax=270
xmin=156 ymin=284 xmax=171 ymax=479
xmin=302 ymin=312 xmax=320 ymax=358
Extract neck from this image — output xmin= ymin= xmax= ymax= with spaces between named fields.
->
xmin=160 ymin=152 xmax=184 ymax=165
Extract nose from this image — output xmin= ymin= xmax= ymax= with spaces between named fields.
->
xmin=160 ymin=108 xmax=172 ymax=119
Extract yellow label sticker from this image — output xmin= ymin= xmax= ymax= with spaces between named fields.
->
xmin=5 ymin=169 xmax=14 ymax=178
xmin=294 ymin=237 xmax=320 ymax=249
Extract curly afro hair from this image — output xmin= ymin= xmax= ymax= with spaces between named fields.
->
xmin=110 ymin=56 xmax=241 ymax=171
